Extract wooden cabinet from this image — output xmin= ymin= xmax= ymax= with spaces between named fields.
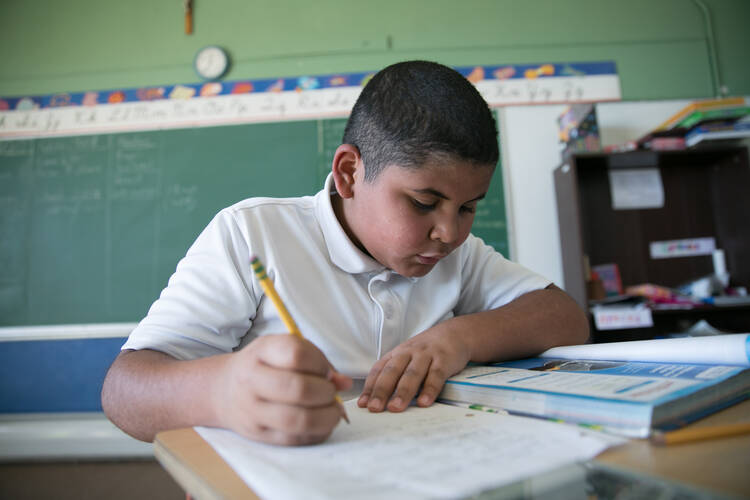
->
xmin=554 ymin=146 xmax=750 ymax=342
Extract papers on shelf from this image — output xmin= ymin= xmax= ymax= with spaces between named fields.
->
xmin=608 ymin=168 xmax=664 ymax=210
xmin=592 ymin=303 xmax=654 ymax=330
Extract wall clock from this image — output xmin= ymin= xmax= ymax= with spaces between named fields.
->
xmin=194 ymin=46 xmax=230 ymax=81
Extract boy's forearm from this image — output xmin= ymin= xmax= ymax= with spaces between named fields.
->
xmin=101 ymin=349 xmax=226 ymax=442
xmin=453 ymin=285 xmax=589 ymax=363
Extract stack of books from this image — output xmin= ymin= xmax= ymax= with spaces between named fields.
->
xmin=637 ymin=97 xmax=750 ymax=150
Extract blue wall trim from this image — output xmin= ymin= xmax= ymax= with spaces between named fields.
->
xmin=0 ymin=337 xmax=125 ymax=412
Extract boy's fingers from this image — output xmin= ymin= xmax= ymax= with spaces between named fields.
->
xmin=328 ymin=370 xmax=354 ymax=391
xmin=416 ymin=363 xmax=451 ymax=407
xmin=386 ymin=357 xmax=431 ymax=412
xmin=325 ymin=359 xmax=354 ymax=391
xmin=357 ymin=358 xmax=386 ymax=407
xmin=365 ymin=354 xmax=411 ymax=412
xmin=253 ymin=334 xmax=330 ymax=376
xmin=252 ymin=363 xmax=338 ymax=406
xmin=248 ymin=426 xmax=334 ymax=447
xmin=241 ymin=399 xmax=342 ymax=445
xmin=258 ymin=399 xmax=343 ymax=435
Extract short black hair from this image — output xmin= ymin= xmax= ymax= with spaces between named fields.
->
xmin=343 ymin=60 xmax=499 ymax=182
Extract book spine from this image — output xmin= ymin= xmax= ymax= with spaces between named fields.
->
xmin=439 ymin=382 xmax=652 ymax=437
xmin=685 ymin=121 xmax=750 ymax=147
xmin=677 ymin=106 xmax=750 ymax=129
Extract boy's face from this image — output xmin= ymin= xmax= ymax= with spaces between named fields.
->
xmin=336 ymin=157 xmax=494 ymax=277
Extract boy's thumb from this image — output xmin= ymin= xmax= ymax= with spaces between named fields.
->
xmin=327 ymin=367 xmax=354 ymax=391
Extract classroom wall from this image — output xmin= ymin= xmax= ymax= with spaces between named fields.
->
xmin=1 ymin=0 xmax=749 ymax=100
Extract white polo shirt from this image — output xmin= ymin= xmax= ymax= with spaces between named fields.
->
xmin=123 ymin=174 xmax=550 ymax=377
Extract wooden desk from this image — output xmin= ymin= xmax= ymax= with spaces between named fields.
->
xmin=596 ymin=400 xmax=750 ymax=498
xmin=154 ymin=400 xmax=750 ymax=500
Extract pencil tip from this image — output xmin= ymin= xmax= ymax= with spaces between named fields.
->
xmin=336 ymin=396 xmax=350 ymax=423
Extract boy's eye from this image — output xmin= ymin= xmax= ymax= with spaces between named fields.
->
xmin=460 ymin=204 xmax=477 ymax=214
xmin=412 ymin=199 xmax=437 ymax=211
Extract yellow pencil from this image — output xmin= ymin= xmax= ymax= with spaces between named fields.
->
xmin=250 ymin=255 xmax=349 ymax=423
xmin=650 ymin=421 xmax=750 ymax=446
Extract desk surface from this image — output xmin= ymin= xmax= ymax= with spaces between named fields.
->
xmin=154 ymin=400 xmax=750 ymax=500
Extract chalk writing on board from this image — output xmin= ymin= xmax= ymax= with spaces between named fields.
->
xmin=37 ymin=140 xmax=68 ymax=154
xmin=115 ymin=151 xmax=158 ymax=171
xmin=473 ymin=202 xmax=506 ymax=230
xmin=164 ymin=183 xmax=199 ymax=212
xmin=117 ymin=134 xmax=158 ymax=150
xmin=34 ymin=156 xmax=103 ymax=177
xmin=0 ymin=140 xmax=33 ymax=155
xmin=111 ymin=186 xmax=159 ymax=201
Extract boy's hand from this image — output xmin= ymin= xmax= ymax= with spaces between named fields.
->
xmin=357 ymin=324 xmax=470 ymax=413
xmin=217 ymin=334 xmax=352 ymax=446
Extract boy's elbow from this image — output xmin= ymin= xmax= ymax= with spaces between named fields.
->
xmin=100 ymin=352 xmax=154 ymax=442
xmin=100 ymin=355 xmax=126 ymax=429
xmin=548 ymin=284 xmax=590 ymax=345
xmin=570 ymin=305 xmax=590 ymax=344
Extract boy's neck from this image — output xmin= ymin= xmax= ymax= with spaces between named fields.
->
xmin=330 ymin=192 xmax=370 ymax=258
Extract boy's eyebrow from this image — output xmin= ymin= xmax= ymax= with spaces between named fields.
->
xmin=412 ymin=188 xmax=486 ymax=203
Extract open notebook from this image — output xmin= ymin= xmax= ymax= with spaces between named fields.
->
xmin=196 ymin=399 xmax=624 ymax=500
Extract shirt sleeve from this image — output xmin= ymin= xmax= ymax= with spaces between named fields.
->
xmin=122 ymin=208 xmax=259 ymax=360
xmin=455 ymin=235 xmax=551 ymax=315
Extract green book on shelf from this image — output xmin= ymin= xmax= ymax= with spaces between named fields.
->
xmin=674 ymin=105 xmax=750 ymax=129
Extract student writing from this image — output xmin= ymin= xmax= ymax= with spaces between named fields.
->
xmin=101 ymin=60 xmax=589 ymax=446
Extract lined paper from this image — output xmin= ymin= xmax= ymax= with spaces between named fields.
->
xmin=197 ymin=400 xmax=623 ymax=500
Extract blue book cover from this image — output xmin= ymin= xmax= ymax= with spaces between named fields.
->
xmin=440 ymin=358 xmax=749 ymax=437
xmin=685 ymin=120 xmax=750 ymax=146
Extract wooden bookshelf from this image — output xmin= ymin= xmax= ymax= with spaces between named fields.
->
xmin=554 ymin=146 xmax=750 ymax=342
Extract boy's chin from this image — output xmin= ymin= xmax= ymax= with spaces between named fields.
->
xmin=391 ymin=262 xmax=435 ymax=278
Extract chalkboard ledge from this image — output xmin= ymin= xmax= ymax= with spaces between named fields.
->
xmin=0 ymin=413 xmax=153 ymax=461
xmin=0 ymin=323 xmax=137 ymax=341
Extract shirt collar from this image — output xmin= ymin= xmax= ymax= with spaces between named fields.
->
xmin=315 ymin=173 xmax=386 ymax=275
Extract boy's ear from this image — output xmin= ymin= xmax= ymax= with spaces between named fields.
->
xmin=331 ymin=144 xmax=362 ymax=199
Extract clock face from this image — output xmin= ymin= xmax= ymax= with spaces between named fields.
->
xmin=194 ymin=46 xmax=229 ymax=80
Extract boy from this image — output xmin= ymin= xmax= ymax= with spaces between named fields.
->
xmin=102 ymin=61 xmax=588 ymax=446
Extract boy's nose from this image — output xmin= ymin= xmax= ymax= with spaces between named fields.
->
xmin=430 ymin=216 xmax=459 ymax=244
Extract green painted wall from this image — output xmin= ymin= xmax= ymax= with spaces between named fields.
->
xmin=1 ymin=0 xmax=748 ymax=101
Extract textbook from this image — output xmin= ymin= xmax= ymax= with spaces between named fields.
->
xmin=439 ymin=335 xmax=750 ymax=438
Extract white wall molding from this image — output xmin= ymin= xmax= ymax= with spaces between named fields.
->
xmin=0 ymin=323 xmax=136 ymax=342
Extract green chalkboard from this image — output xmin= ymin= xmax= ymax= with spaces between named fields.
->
xmin=0 ymin=116 xmax=508 ymax=327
